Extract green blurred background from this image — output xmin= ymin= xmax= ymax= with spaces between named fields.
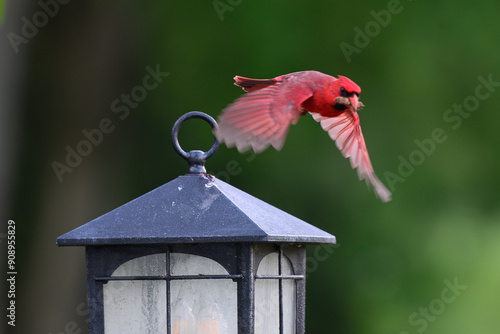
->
xmin=1 ymin=0 xmax=500 ymax=333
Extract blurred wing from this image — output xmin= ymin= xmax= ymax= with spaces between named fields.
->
xmin=311 ymin=112 xmax=392 ymax=202
xmin=216 ymin=77 xmax=314 ymax=153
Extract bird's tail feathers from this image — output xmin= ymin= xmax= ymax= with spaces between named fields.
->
xmin=234 ymin=76 xmax=276 ymax=92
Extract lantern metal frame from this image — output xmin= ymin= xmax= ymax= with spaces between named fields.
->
xmin=84 ymin=242 xmax=306 ymax=333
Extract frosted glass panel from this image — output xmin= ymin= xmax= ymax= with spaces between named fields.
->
xmin=170 ymin=254 xmax=237 ymax=333
xmin=255 ymin=252 xmax=297 ymax=334
xmin=170 ymin=253 xmax=226 ymax=275
xmin=111 ymin=253 xmax=166 ymax=276
xmin=282 ymin=278 xmax=296 ymax=334
xmin=104 ymin=253 xmax=167 ymax=334
xmin=103 ymin=253 xmax=237 ymax=334
xmin=171 ymin=279 xmax=237 ymax=333
xmin=104 ymin=280 xmax=166 ymax=334
xmin=255 ymin=278 xmax=279 ymax=333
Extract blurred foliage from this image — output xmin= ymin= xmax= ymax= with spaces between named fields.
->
xmin=3 ymin=0 xmax=500 ymax=333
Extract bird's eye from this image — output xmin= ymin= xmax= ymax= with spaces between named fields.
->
xmin=340 ymin=87 xmax=348 ymax=97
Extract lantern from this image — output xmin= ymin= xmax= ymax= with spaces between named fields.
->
xmin=57 ymin=111 xmax=336 ymax=334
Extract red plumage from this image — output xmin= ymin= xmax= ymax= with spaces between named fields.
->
xmin=215 ymin=71 xmax=391 ymax=202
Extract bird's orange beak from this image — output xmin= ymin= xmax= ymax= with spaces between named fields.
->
xmin=349 ymin=95 xmax=359 ymax=111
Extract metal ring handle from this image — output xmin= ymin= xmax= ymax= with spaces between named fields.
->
xmin=171 ymin=111 xmax=219 ymax=173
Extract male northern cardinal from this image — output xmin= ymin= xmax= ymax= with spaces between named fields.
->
xmin=215 ymin=71 xmax=391 ymax=202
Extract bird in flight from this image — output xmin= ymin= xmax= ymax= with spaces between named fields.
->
xmin=215 ymin=71 xmax=391 ymax=202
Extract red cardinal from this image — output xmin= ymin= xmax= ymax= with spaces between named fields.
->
xmin=215 ymin=71 xmax=391 ymax=202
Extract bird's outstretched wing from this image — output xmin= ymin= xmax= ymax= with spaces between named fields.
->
xmin=311 ymin=112 xmax=392 ymax=202
xmin=216 ymin=75 xmax=314 ymax=153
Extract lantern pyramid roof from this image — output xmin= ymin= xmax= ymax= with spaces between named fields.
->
xmin=57 ymin=174 xmax=336 ymax=246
